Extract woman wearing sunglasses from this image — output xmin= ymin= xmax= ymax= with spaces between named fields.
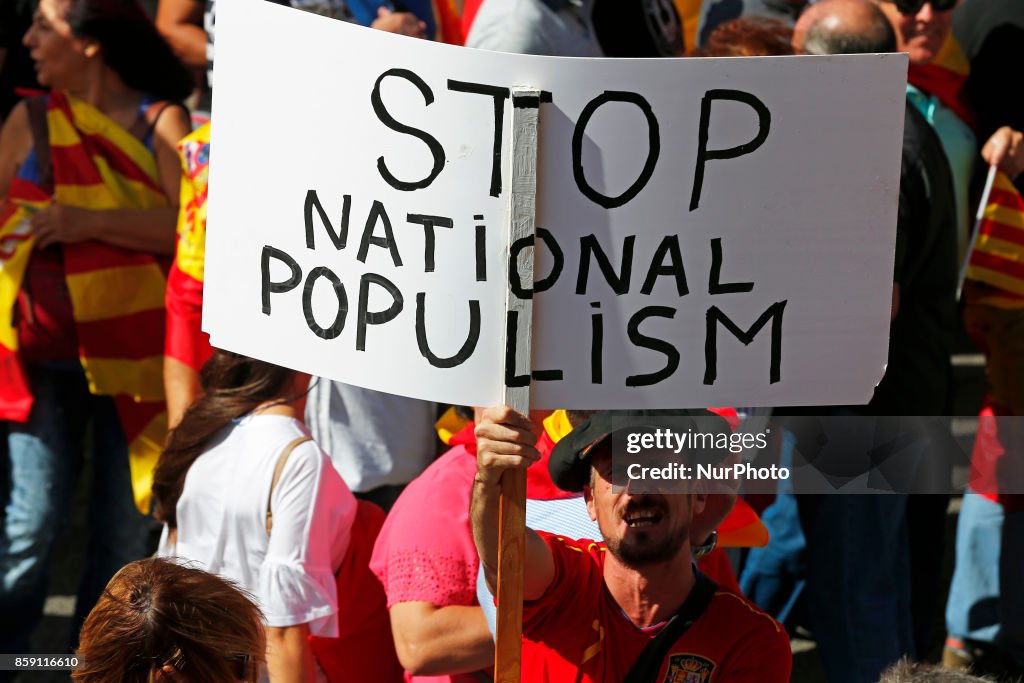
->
xmin=876 ymin=0 xmax=956 ymax=62
xmin=876 ymin=0 xmax=974 ymax=255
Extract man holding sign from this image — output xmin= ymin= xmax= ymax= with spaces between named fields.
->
xmin=471 ymin=406 xmax=791 ymax=682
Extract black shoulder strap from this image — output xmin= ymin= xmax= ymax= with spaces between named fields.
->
xmin=127 ymin=100 xmax=187 ymax=143
xmin=622 ymin=574 xmax=718 ymax=683
xmin=24 ymin=96 xmax=53 ymax=188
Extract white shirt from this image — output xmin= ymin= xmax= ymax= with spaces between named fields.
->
xmin=159 ymin=414 xmax=357 ymax=637
xmin=305 ymin=380 xmax=436 ymax=492
xmin=466 ymin=0 xmax=603 ymax=57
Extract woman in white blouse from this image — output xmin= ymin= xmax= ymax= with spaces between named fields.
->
xmin=152 ymin=351 xmax=357 ymax=683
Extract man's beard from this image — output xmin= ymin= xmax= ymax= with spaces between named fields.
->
xmin=603 ymin=498 xmax=690 ymax=569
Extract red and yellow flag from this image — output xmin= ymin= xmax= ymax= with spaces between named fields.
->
xmin=966 ymin=171 xmax=1024 ymax=300
xmin=0 ymin=181 xmax=48 ymax=420
xmin=908 ymin=33 xmax=974 ymax=129
xmin=165 ymin=124 xmax=213 ymax=372
xmin=0 ymin=91 xmax=169 ymax=513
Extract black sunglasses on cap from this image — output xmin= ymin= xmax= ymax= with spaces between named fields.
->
xmin=885 ymin=0 xmax=956 ymax=15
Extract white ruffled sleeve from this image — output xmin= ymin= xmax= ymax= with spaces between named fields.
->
xmin=257 ymin=442 xmax=341 ymax=637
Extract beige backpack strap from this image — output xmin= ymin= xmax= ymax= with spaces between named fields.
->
xmin=266 ymin=436 xmax=313 ymax=535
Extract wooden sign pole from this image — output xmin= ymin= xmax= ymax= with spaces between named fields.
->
xmin=494 ymin=86 xmax=541 ymax=683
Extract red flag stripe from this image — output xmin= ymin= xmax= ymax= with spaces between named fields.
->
xmin=75 ymin=134 xmax=163 ymax=194
xmin=978 ymin=219 xmax=1024 ymax=248
xmin=5 ymin=178 xmax=50 ymax=202
xmin=0 ymin=346 xmax=34 ymax=422
xmin=0 ymin=202 xmax=24 ymax=228
xmin=76 ymin=308 xmax=166 ymax=360
xmin=50 ymin=144 xmax=105 ymax=186
xmin=113 ymin=396 xmax=166 ymax=444
xmin=62 ymin=243 xmax=166 ymax=276
xmin=969 ymin=250 xmax=1024 ymax=280
xmin=989 ymin=188 xmax=1024 ymax=212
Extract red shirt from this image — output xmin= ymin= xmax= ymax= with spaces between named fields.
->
xmin=522 ymin=533 xmax=792 ymax=683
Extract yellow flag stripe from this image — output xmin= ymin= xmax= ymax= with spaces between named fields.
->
xmin=976 ymin=235 xmax=1024 ymax=262
xmin=966 ymin=264 xmax=1024 ymax=296
xmin=66 ymin=264 xmax=167 ymax=322
xmin=54 ymin=177 xmax=165 ymax=211
xmin=0 ymin=210 xmax=36 ymax=349
xmin=543 ymin=409 xmax=574 ymax=442
xmin=81 ymin=355 xmax=165 ymax=401
xmin=986 ymin=205 xmax=1024 ymax=231
xmin=435 ymin=405 xmax=469 ymax=444
xmin=47 ymin=106 xmax=88 ymax=148
xmin=129 ymin=409 xmax=168 ymax=514
xmin=933 ymin=33 xmax=970 ymax=76
xmin=90 ymin=155 xmax=167 ymax=209
xmin=994 ymin=172 xmax=1020 ymax=194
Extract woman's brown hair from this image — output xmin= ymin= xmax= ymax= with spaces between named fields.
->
xmin=74 ymin=558 xmax=265 ymax=682
xmin=152 ymin=350 xmax=295 ymax=528
xmin=688 ymin=17 xmax=795 ymax=57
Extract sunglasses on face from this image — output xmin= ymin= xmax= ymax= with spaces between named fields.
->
xmin=886 ymin=0 xmax=956 ymax=15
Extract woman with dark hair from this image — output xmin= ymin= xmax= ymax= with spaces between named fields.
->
xmin=75 ymin=557 xmax=266 ymax=683
xmin=0 ymin=0 xmax=192 ymax=657
xmin=153 ymin=351 xmax=358 ymax=683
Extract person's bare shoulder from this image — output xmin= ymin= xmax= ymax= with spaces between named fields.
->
xmin=0 ymin=100 xmax=34 ymax=197
xmin=152 ymin=103 xmax=192 ymax=149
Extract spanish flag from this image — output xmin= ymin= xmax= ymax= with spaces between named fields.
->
xmin=966 ymin=171 xmax=1024 ymax=297
xmin=165 ymin=124 xmax=213 ymax=372
xmin=0 ymin=92 xmax=169 ymax=513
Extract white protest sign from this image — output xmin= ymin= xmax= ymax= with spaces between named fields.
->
xmin=203 ymin=0 xmax=908 ymax=409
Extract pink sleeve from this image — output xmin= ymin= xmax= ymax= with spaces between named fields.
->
xmin=370 ymin=447 xmax=481 ymax=608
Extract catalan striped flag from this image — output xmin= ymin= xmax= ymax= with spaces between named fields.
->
xmin=165 ymin=124 xmax=213 ymax=372
xmin=966 ymin=171 xmax=1024 ymax=298
xmin=0 ymin=91 xmax=169 ymax=513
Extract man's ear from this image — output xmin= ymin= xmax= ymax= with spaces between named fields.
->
xmin=692 ymin=482 xmax=708 ymax=516
xmin=584 ymin=484 xmax=597 ymax=521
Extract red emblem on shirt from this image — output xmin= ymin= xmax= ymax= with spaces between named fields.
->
xmin=663 ymin=653 xmax=716 ymax=683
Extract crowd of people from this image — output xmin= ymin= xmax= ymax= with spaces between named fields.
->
xmin=0 ymin=0 xmax=1022 ymax=682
